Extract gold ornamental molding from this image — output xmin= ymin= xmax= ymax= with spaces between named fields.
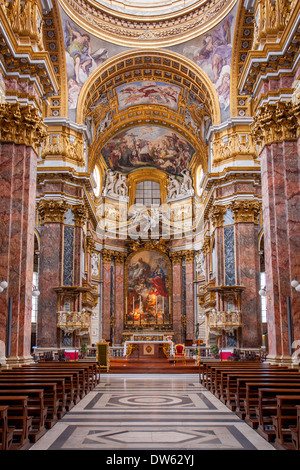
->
xmin=169 ymin=249 xmax=194 ymax=264
xmin=37 ymin=199 xmax=69 ymax=224
xmin=251 ymin=101 xmax=300 ymax=152
xmin=60 ymin=0 xmax=238 ymax=48
xmin=230 ymin=199 xmax=261 ymax=224
xmin=0 ymin=102 xmax=47 ymax=153
xmin=40 ymin=131 xmax=85 ymax=166
xmin=102 ymin=247 xmax=126 ymax=263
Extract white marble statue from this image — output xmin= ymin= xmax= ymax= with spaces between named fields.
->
xmin=167 ymin=175 xmax=181 ymax=201
xmin=180 ymin=169 xmax=194 ymax=196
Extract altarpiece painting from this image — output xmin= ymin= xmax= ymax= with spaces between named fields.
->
xmin=125 ymin=250 xmax=171 ymax=329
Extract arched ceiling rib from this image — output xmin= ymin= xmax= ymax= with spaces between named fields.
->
xmin=76 ymin=49 xmax=220 ymax=175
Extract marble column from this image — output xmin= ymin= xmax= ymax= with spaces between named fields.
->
xmin=114 ymin=253 xmax=126 ymax=345
xmin=231 ymin=200 xmax=262 ymax=348
xmin=184 ymin=252 xmax=194 ymax=343
xmin=0 ymin=143 xmax=38 ymax=365
xmin=102 ymin=249 xmax=113 ymax=343
xmin=261 ymin=140 xmax=300 ymax=360
xmin=170 ymin=252 xmax=182 ymax=343
xmin=36 ymin=200 xmax=68 ymax=348
xmin=252 ymin=101 xmax=300 ymax=363
xmin=209 ymin=205 xmax=227 ymax=306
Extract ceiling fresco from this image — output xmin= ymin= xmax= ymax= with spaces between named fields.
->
xmin=60 ymin=2 xmax=237 ymax=123
xmin=116 ymin=81 xmax=181 ymax=111
xmin=100 ymin=125 xmax=196 ymax=176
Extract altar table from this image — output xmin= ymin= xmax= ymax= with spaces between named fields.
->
xmin=124 ymin=341 xmax=174 ymax=358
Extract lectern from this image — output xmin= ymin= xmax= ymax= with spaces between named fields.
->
xmin=96 ymin=340 xmax=110 ymax=372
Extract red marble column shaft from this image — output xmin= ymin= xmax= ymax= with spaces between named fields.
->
xmin=185 ymin=261 xmax=194 ymax=342
xmin=102 ymin=261 xmax=112 ymax=342
xmin=172 ymin=262 xmax=182 ymax=343
xmin=37 ymin=223 xmax=63 ymax=348
xmin=235 ymin=222 xmax=261 ymax=347
xmin=114 ymin=262 xmax=124 ymax=344
xmin=0 ymin=143 xmax=37 ymax=362
xmin=260 ymin=139 xmax=300 ymax=358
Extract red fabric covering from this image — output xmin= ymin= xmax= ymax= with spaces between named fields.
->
xmin=219 ymin=351 xmax=233 ymax=360
xmin=175 ymin=344 xmax=184 ymax=355
xmin=65 ymin=351 xmax=78 ymax=360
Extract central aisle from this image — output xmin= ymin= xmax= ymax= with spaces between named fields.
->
xmin=29 ymin=374 xmax=274 ymax=451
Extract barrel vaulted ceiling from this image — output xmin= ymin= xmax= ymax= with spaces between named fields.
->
xmin=43 ymin=0 xmax=245 ymax=176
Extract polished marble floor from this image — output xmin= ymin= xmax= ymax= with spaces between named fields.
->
xmin=29 ymin=374 xmax=275 ymax=451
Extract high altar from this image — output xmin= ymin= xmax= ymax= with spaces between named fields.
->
xmin=123 ymin=334 xmax=174 ymax=358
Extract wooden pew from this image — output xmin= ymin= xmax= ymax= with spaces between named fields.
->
xmin=0 ymin=381 xmax=59 ymax=429
xmin=7 ymin=369 xmax=76 ymax=410
xmin=0 ymin=396 xmax=32 ymax=450
xmin=24 ymin=362 xmax=100 ymax=395
xmin=290 ymin=404 xmax=300 ymax=450
xmin=206 ymin=364 xmax=283 ymax=395
xmin=20 ymin=364 xmax=88 ymax=399
xmin=0 ymin=405 xmax=14 ymax=450
xmin=217 ymin=367 xmax=296 ymax=402
xmin=255 ymin=387 xmax=300 ymax=442
xmin=226 ymin=372 xmax=300 ymax=414
xmin=200 ymin=362 xmax=278 ymax=391
xmin=17 ymin=366 xmax=81 ymax=405
xmin=0 ymin=374 xmax=68 ymax=418
xmin=0 ymin=389 xmax=47 ymax=443
xmin=272 ymin=396 xmax=300 ymax=450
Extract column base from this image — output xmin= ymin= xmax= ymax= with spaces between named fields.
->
xmin=266 ymin=354 xmax=299 ymax=368
xmin=2 ymin=355 xmax=34 ymax=368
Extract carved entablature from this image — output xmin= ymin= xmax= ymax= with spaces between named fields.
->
xmin=230 ymin=199 xmax=261 ymax=224
xmin=0 ymin=103 xmax=47 ymax=153
xmin=37 ymin=199 xmax=69 ymax=224
xmin=251 ymin=101 xmax=300 ymax=152
xmin=40 ymin=132 xmax=85 ymax=166
xmin=212 ymin=130 xmax=256 ymax=165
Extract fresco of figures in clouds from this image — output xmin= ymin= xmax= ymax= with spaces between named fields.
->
xmin=60 ymin=7 xmax=128 ymax=119
xmin=101 ymin=125 xmax=195 ymax=175
xmin=116 ymin=81 xmax=181 ymax=111
xmin=169 ymin=7 xmax=237 ymax=121
xmin=60 ymin=4 xmax=237 ymax=123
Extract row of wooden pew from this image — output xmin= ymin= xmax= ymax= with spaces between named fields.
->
xmin=0 ymin=361 xmax=100 ymax=450
xmin=199 ymin=360 xmax=300 ymax=450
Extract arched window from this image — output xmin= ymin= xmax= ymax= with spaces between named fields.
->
xmin=93 ymin=165 xmax=101 ymax=197
xmin=135 ymin=180 xmax=161 ymax=206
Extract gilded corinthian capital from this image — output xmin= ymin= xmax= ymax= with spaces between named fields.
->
xmin=73 ymin=203 xmax=88 ymax=227
xmin=251 ymin=101 xmax=299 ymax=152
xmin=37 ymin=199 xmax=69 ymax=225
xmin=0 ymin=103 xmax=47 ymax=153
xmin=230 ymin=200 xmax=261 ymax=224
xmin=209 ymin=205 xmax=227 ymax=228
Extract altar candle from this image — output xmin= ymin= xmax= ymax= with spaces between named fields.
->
xmin=133 ymin=297 xmax=135 ymax=321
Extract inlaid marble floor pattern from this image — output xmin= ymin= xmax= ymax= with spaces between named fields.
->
xmin=30 ymin=374 xmax=274 ymax=451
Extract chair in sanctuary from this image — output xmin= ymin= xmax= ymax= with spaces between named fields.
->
xmin=174 ymin=344 xmax=186 ymax=365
